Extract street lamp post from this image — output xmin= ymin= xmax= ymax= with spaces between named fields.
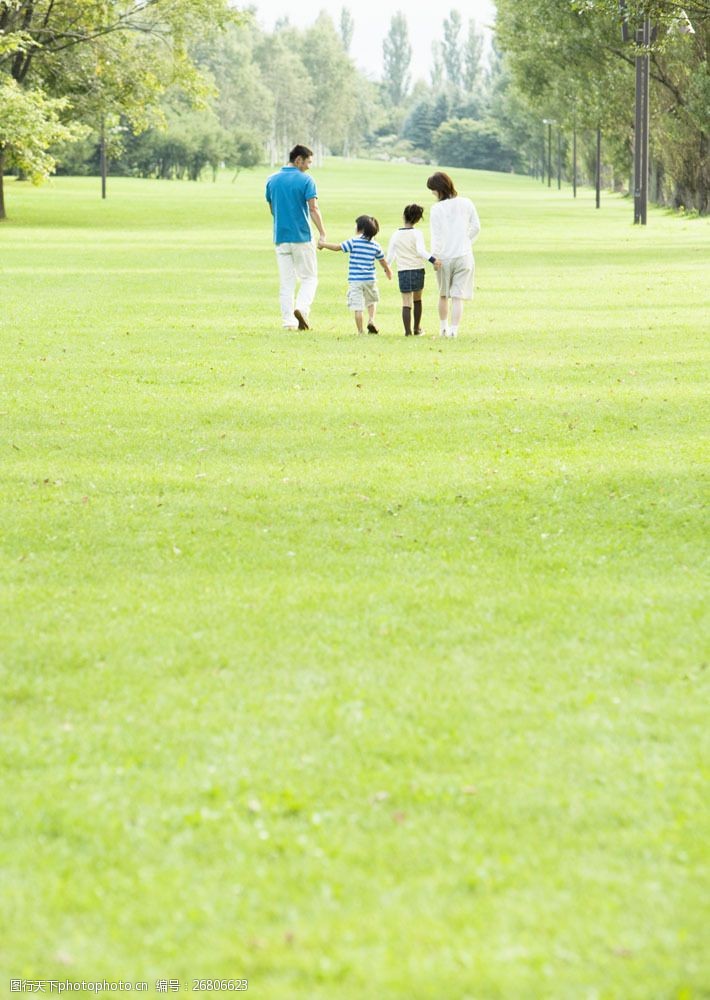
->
xmin=100 ymin=116 xmax=107 ymax=200
xmin=633 ymin=16 xmax=651 ymax=224
xmin=543 ymin=119 xmax=555 ymax=187
xmin=619 ymin=1 xmax=655 ymax=225
xmin=596 ymin=126 xmax=602 ymax=209
xmin=573 ymin=120 xmax=577 ymax=198
xmin=540 ymin=132 xmax=545 ymax=186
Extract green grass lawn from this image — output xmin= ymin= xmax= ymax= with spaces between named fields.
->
xmin=1 ymin=162 xmax=708 ymax=999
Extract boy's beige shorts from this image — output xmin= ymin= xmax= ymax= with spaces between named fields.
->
xmin=347 ymin=281 xmax=379 ymax=311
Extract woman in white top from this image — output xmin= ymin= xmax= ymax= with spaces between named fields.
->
xmin=386 ymin=204 xmax=440 ymax=336
xmin=427 ymin=171 xmax=481 ymax=338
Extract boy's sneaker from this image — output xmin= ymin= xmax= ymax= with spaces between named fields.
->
xmin=294 ymin=309 xmax=310 ymax=330
xmin=414 ymin=328 xmax=425 ymax=336
xmin=367 ymin=322 xmax=379 ymax=334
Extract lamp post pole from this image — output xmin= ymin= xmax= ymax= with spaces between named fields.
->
xmin=100 ymin=116 xmax=107 ymax=200
xmin=596 ymin=126 xmax=601 ymax=209
xmin=540 ymin=129 xmax=545 ymax=186
xmin=543 ymin=119 xmax=555 ymax=187
xmin=633 ymin=17 xmax=651 ymax=224
xmin=573 ymin=122 xmax=577 ymax=198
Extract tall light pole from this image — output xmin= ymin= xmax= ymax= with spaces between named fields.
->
xmin=573 ymin=118 xmax=577 ymax=199
xmin=633 ymin=16 xmax=651 ymax=224
xmin=619 ymin=1 xmax=655 ymax=224
xmin=620 ymin=4 xmax=695 ymax=224
xmin=543 ymin=119 xmax=555 ymax=187
xmin=596 ymin=126 xmax=602 ymax=209
xmin=540 ymin=130 xmax=545 ymax=185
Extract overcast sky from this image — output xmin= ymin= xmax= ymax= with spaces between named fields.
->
xmin=247 ymin=0 xmax=498 ymax=83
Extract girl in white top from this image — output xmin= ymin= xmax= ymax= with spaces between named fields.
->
xmin=386 ymin=204 xmax=440 ymax=336
xmin=427 ymin=171 xmax=481 ymax=338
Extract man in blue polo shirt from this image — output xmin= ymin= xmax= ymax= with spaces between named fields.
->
xmin=265 ymin=144 xmax=327 ymax=330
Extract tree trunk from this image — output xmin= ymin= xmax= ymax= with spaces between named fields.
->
xmin=596 ymin=127 xmax=601 ymax=209
xmin=100 ymin=117 xmax=107 ymax=200
xmin=0 ymin=146 xmax=6 ymax=220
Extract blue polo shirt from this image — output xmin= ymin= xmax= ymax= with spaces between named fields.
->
xmin=265 ymin=166 xmax=317 ymax=244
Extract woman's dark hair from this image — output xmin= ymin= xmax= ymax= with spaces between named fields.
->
xmin=356 ymin=215 xmax=379 ymax=240
xmin=403 ymin=204 xmax=424 ymax=224
xmin=426 ymin=172 xmax=458 ymax=200
xmin=289 ymin=144 xmax=313 ymax=162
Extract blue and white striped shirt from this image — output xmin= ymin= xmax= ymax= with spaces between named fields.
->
xmin=340 ymin=236 xmax=384 ymax=282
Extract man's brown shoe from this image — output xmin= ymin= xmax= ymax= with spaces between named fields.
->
xmin=294 ymin=309 xmax=310 ymax=330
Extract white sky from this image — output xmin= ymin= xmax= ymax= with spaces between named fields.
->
xmin=246 ymin=0 xmax=498 ymax=83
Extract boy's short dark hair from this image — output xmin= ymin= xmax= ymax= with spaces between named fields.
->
xmin=355 ymin=215 xmax=379 ymax=240
xmin=289 ymin=144 xmax=313 ymax=162
xmin=403 ymin=204 xmax=424 ymax=225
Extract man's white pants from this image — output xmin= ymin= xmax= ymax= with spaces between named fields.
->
xmin=276 ymin=242 xmax=318 ymax=327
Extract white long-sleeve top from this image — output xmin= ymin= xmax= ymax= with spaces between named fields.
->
xmin=386 ymin=227 xmax=434 ymax=270
xmin=429 ymin=196 xmax=480 ymax=260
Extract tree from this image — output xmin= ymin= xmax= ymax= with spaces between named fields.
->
xmin=430 ymin=41 xmax=444 ymax=89
xmin=402 ymin=99 xmax=439 ymax=151
xmin=442 ymin=9 xmax=463 ymax=90
xmin=496 ymin=0 xmax=709 ymax=210
xmin=225 ymin=130 xmax=263 ymax=179
xmin=194 ymin=21 xmax=273 ymax=140
xmin=193 ymin=14 xmax=378 ymax=166
xmin=340 ymin=8 xmax=354 ymax=52
xmin=572 ymin=0 xmax=710 ymax=27
xmin=0 ymin=0 xmax=239 ymax=215
xmin=382 ymin=12 xmax=412 ymax=106
xmin=463 ymin=19 xmax=484 ymax=93
xmin=484 ymin=45 xmax=544 ymax=178
xmin=301 ymin=13 xmax=358 ymax=160
xmin=433 ymin=117 xmax=519 ymax=171
xmin=0 ymin=77 xmax=86 ymax=217
xmin=255 ymin=33 xmax=314 ymax=164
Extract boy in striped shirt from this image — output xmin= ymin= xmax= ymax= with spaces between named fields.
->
xmin=319 ymin=216 xmax=392 ymax=334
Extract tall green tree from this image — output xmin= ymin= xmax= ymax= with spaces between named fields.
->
xmin=0 ymin=77 xmax=86 ymax=217
xmin=442 ymin=9 xmax=463 ymax=89
xmin=302 ymin=13 xmax=359 ymax=161
xmin=430 ymin=41 xmax=444 ymax=89
xmin=433 ymin=117 xmax=519 ymax=171
xmin=463 ymin=19 xmax=484 ymax=93
xmin=0 ymin=0 xmax=239 ymax=216
xmin=402 ymin=100 xmax=436 ymax=151
xmin=496 ymin=0 xmax=709 ymax=210
xmin=382 ymin=11 xmax=411 ymax=106
xmin=255 ymin=33 xmax=314 ymax=164
xmin=194 ymin=21 xmax=273 ymax=139
xmin=340 ymin=7 xmax=354 ymax=52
